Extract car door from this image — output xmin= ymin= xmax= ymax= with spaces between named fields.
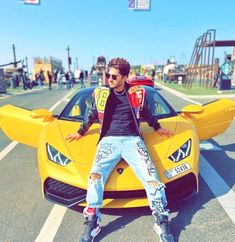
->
xmin=180 ymin=98 xmax=235 ymax=140
xmin=0 ymin=104 xmax=54 ymax=148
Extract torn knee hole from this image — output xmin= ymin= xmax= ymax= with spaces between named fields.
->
xmin=89 ymin=173 xmax=102 ymax=181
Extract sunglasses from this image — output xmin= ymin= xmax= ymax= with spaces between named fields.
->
xmin=105 ymin=72 xmax=120 ymax=80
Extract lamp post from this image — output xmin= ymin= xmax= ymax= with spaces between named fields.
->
xmin=66 ymin=45 xmax=71 ymax=72
xmin=12 ymin=44 xmax=17 ymax=67
xmin=76 ymin=57 xmax=78 ymax=70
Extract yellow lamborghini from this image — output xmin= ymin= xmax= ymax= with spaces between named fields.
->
xmin=0 ymin=86 xmax=235 ymax=209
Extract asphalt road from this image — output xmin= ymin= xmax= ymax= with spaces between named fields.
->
xmin=0 ymin=85 xmax=235 ymax=242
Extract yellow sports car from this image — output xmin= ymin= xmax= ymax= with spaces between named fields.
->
xmin=0 ymin=86 xmax=235 ymax=209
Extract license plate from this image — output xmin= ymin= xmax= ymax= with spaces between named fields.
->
xmin=164 ymin=163 xmax=191 ymax=179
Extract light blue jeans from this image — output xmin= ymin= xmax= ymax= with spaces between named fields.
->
xmin=85 ymin=136 xmax=168 ymax=217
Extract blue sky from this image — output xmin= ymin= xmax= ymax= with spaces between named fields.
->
xmin=1 ymin=0 xmax=235 ymax=71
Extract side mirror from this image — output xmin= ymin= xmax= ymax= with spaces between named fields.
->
xmin=31 ymin=109 xmax=54 ymax=121
xmin=181 ymin=105 xmax=204 ymax=114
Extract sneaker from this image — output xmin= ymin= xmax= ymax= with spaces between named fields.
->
xmin=80 ymin=214 xmax=101 ymax=242
xmin=153 ymin=214 xmax=174 ymax=242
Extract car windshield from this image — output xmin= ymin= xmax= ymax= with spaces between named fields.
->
xmin=58 ymin=87 xmax=177 ymax=122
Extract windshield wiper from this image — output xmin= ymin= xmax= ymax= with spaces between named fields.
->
xmin=59 ymin=116 xmax=84 ymax=122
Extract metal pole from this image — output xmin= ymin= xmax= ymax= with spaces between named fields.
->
xmin=12 ymin=44 xmax=17 ymax=67
xmin=76 ymin=57 xmax=78 ymax=69
xmin=203 ymin=33 xmax=208 ymax=87
xmin=199 ymin=35 xmax=205 ymax=87
xmin=184 ymin=38 xmax=198 ymax=88
xmin=66 ymin=45 xmax=71 ymax=72
xmin=206 ymin=31 xmax=212 ymax=88
xmin=209 ymin=29 xmax=216 ymax=87
xmin=25 ymin=56 xmax=29 ymax=73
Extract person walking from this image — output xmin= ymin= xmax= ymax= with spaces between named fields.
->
xmin=66 ymin=57 xmax=174 ymax=242
xmin=47 ymin=70 xmax=53 ymax=90
xmin=79 ymin=70 xmax=85 ymax=88
xmin=56 ymin=70 xmax=63 ymax=89
xmin=65 ymin=71 xmax=71 ymax=89
xmin=35 ymin=72 xmax=42 ymax=90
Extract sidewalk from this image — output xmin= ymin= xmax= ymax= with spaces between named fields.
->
xmin=0 ymin=86 xmax=43 ymax=100
xmin=156 ymin=82 xmax=235 ymax=99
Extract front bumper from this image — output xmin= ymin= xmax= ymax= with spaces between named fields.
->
xmin=44 ymin=172 xmax=197 ymax=208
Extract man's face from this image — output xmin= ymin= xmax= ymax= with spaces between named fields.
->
xmin=106 ymin=67 xmax=127 ymax=90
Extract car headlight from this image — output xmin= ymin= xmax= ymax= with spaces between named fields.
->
xmin=46 ymin=143 xmax=71 ymax=166
xmin=168 ymin=139 xmax=191 ymax=162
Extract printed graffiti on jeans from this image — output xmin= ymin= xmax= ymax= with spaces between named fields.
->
xmin=136 ymin=141 xmax=155 ymax=175
xmin=95 ymin=143 xmax=112 ymax=163
xmin=151 ymin=197 xmax=166 ymax=214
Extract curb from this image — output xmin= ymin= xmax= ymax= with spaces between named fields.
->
xmin=156 ymin=82 xmax=235 ymax=99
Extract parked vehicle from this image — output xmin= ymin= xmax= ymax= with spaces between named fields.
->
xmin=127 ymin=75 xmax=154 ymax=87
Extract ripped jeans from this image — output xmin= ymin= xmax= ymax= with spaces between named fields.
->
xmin=85 ymin=136 xmax=168 ymax=217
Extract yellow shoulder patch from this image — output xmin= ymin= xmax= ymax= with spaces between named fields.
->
xmin=128 ymin=85 xmax=143 ymax=94
xmin=94 ymin=87 xmax=110 ymax=112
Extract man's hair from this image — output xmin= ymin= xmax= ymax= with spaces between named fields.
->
xmin=108 ymin=58 xmax=130 ymax=76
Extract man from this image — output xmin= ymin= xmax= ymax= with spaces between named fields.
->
xmin=79 ymin=70 xmax=85 ymax=88
xmin=66 ymin=58 xmax=174 ymax=242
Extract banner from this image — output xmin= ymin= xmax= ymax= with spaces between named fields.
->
xmin=24 ymin=0 xmax=40 ymax=5
xmin=136 ymin=0 xmax=150 ymax=10
xmin=128 ymin=0 xmax=151 ymax=10
xmin=128 ymin=0 xmax=136 ymax=9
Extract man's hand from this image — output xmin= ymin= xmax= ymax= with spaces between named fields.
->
xmin=156 ymin=128 xmax=174 ymax=137
xmin=66 ymin=133 xmax=83 ymax=142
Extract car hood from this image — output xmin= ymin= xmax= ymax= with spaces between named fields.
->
xmin=55 ymin=117 xmax=179 ymax=164
xmin=43 ymin=116 xmax=197 ymax=190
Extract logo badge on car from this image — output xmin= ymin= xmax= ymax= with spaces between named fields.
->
xmin=117 ymin=168 xmax=124 ymax=174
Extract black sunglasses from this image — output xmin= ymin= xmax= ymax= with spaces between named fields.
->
xmin=105 ymin=73 xmax=120 ymax=80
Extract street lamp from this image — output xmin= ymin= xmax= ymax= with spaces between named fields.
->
xmin=66 ymin=45 xmax=71 ymax=72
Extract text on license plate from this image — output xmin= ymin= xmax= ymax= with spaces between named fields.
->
xmin=164 ymin=163 xmax=191 ymax=179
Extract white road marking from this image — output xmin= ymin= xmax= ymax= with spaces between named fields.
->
xmin=49 ymin=90 xmax=72 ymax=111
xmin=160 ymin=84 xmax=235 ymax=224
xmin=199 ymin=141 xmax=222 ymax=151
xmin=200 ymin=155 xmax=235 ymax=224
xmin=35 ymin=205 xmax=67 ymax=242
xmin=0 ymin=141 xmax=18 ymax=161
xmin=49 ymin=100 xmax=62 ymax=112
xmin=156 ymin=83 xmax=201 ymax=105
xmin=34 ymin=90 xmax=74 ymax=241
xmin=0 ymin=89 xmax=74 ymax=239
